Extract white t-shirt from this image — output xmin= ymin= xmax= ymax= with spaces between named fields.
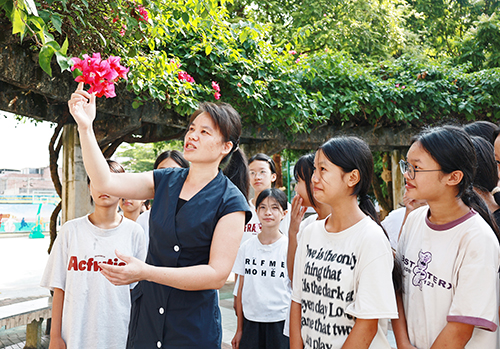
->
xmin=40 ymin=215 xmax=147 ymax=349
xmin=232 ymin=235 xmax=291 ymax=322
xmin=381 ymin=207 xmax=405 ymax=250
xmin=136 ymin=209 xmax=150 ymax=246
xmin=241 ymin=199 xmax=291 ymax=244
xmin=292 ymin=216 xmax=398 ymax=349
xmin=284 ymin=212 xmax=319 ymax=337
xmin=397 ymin=206 xmax=500 ymax=349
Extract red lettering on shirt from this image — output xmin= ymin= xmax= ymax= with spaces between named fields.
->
xmin=67 ymin=256 xmax=126 ymax=272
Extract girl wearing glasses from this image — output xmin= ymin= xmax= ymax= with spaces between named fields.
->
xmin=290 ymin=137 xmax=399 ymax=349
xmin=393 ymin=126 xmax=500 ymax=349
xmin=244 ymin=154 xmax=291 ymax=242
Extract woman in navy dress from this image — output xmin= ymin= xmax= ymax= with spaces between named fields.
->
xmin=68 ymin=83 xmax=251 ymax=348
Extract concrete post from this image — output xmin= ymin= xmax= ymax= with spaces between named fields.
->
xmin=391 ymin=149 xmax=405 ymax=210
xmin=62 ymin=124 xmax=91 ymax=224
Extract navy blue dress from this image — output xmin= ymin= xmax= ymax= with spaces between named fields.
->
xmin=127 ymin=168 xmax=251 ymax=348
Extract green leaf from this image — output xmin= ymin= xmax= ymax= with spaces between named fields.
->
xmin=205 ymin=45 xmax=212 ymax=55
xmin=51 ymin=13 xmax=63 ymax=34
xmin=182 ymin=12 xmax=190 ymax=25
xmin=60 ymin=37 xmax=69 ymax=55
xmin=12 ymin=8 xmax=26 ymax=35
xmin=72 ymin=68 xmax=83 ymax=79
xmin=39 ymin=44 xmax=56 ymax=76
xmin=24 ymin=0 xmax=39 ymax=16
xmin=132 ymin=101 xmax=143 ymax=109
xmin=55 ymin=52 xmax=71 ymax=72
xmin=242 ymin=75 xmax=253 ymax=84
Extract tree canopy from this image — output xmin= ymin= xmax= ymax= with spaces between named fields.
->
xmin=1 ymin=0 xmax=500 ymax=137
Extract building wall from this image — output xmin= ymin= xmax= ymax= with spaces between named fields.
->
xmin=0 ymin=167 xmax=57 ymax=195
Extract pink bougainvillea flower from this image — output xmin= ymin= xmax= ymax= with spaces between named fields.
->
xmin=212 ymin=81 xmax=220 ymax=92
xmin=214 ymin=92 xmax=221 ymax=100
xmin=71 ymin=53 xmax=129 ymax=98
xmin=136 ymin=5 xmax=149 ymax=22
xmin=289 ymin=50 xmax=297 ymax=55
xmin=237 ymin=82 xmax=242 ymax=87
xmin=119 ymin=27 xmax=126 ymax=36
xmin=395 ymin=83 xmax=400 ymax=88
xmin=295 ymin=58 xmax=300 ymax=64
xmin=112 ymin=17 xmax=119 ymax=23
xmin=402 ymin=85 xmax=406 ymax=89
xmin=178 ymin=71 xmax=195 ymax=83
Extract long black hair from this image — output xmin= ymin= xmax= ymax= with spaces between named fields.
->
xmin=319 ymin=136 xmax=402 ymax=291
xmin=414 ymin=126 xmax=499 ymax=239
xmin=189 ymin=102 xmax=249 ymax=200
xmin=294 ymin=153 xmax=317 ymax=207
xmin=318 ymin=136 xmax=382 ymax=227
xmin=470 ymin=136 xmax=500 ymax=207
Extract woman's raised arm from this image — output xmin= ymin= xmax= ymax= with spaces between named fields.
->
xmin=68 ymin=82 xmax=154 ymax=199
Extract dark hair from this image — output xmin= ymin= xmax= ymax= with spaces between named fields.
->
xmin=189 ymin=102 xmax=249 ymax=200
xmin=294 ymin=153 xmax=317 ymax=207
xmin=414 ymin=126 xmax=499 ymax=238
xmin=319 ymin=137 xmax=382 ymax=226
xmin=464 ymin=121 xmax=498 ymax=145
xmin=153 ymin=150 xmax=189 ymax=169
xmin=248 ymin=153 xmax=277 ymax=174
xmin=470 ymin=136 xmax=500 ymax=207
xmin=319 ymin=136 xmax=402 ymax=292
xmin=255 ymin=188 xmax=288 ymax=212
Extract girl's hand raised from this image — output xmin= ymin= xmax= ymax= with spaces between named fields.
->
xmin=67 ymin=82 xmax=96 ymax=131
xmin=99 ymin=250 xmax=148 ymax=286
xmin=289 ymin=195 xmax=306 ymax=238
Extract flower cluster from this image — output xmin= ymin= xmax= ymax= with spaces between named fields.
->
xmin=212 ymin=81 xmax=221 ymax=100
xmin=178 ymin=71 xmax=195 ymax=83
xmin=135 ymin=5 xmax=148 ymax=22
xmin=395 ymin=83 xmax=406 ymax=89
xmin=71 ymin=53 xmax=129 ymax=98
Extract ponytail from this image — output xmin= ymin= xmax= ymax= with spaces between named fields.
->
xmin=461 ymin=186 xmax=500 ymax=241
xmin=319 ymin=137 xmax=403 ymax=292
xmin=223 ymin=147 xmax=249 ymax=200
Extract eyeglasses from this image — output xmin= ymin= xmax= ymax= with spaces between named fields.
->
xmin=399 ymin=160 xmax=442 ymax=180
xmin=249 ymin=170 xmax=270 ymax=178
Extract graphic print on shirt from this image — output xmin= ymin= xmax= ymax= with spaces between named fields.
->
xmin=67 ymin=254 xmax=126 ymax=272
xmin=245 ymin=222 xmax=261 ymax=234
xmin=300 ymin=244 xmax=357 ymax=347
xmin=412 ymin=250 xmax=432 ymax=290
xmin=245 ymin=255 xmax=287 ymax=278
xmin=401 ymin=251 xmax=452 ymax=291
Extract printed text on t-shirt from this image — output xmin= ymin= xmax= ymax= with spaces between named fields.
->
xmin=300 ymin=244 xmax=357 ymax=346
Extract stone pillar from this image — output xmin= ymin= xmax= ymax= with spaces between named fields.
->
xmin=62 ymin=124 xmax=91 ymax=224
xmin=25 ymin=319 xmax=42 ymax=349
xmin=391 ymin=149 xmax=405 ymax=210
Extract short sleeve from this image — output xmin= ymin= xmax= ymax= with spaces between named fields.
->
xmin=346 ymin=231 xmax=398 ymax=319
xmin=232 ymin=241 xmax=247 ymax=275
xmin=219 ymin=181 xmax=252 ymax=224
xmin=447 ymin=230 xmax=500 ymax=331
xmin=291 ymin=229 xmax=307 ymax=304
xmin=133 ymin=224 xmax=147 ymax=262
xmin=40 ymin=225 xmax=69 ymax=291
